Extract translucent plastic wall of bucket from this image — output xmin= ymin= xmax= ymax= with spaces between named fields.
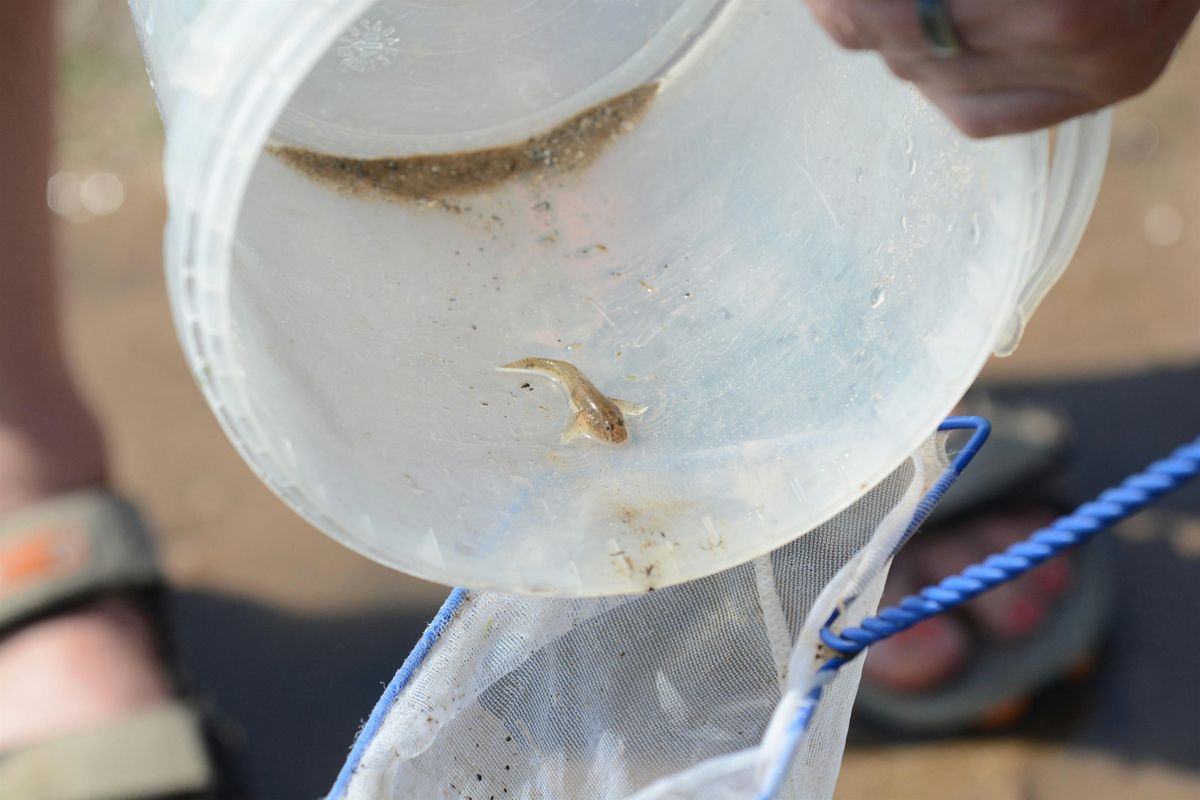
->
xmin=127 ymin=0 xmax=1110 ymax=596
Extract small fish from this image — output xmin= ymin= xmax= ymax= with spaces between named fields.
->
xmin=497 ymin=357 xmax=647 ymax=445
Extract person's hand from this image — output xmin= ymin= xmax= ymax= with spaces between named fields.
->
xmin=805 ymin=0 xmax=1200 ymax=137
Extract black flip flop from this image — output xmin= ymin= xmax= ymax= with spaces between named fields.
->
xmin=853 ymin=399 xmax=1112 ymax=735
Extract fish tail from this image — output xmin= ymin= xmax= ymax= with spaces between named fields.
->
xmin=497 ymin=358 xmax=538 ymax=371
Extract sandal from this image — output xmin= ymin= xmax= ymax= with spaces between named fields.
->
xmin=852 ymin=399 xmax=1112 ymax=735
xmin=0 ymin=491 xmax=248 ymax=799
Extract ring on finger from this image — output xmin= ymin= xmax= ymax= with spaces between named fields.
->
xmin=916 ymin=0 xmax=964 ymax=58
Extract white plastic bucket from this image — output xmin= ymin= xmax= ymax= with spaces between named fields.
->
xmin=128 ymin=0 xmax=1110 ymax=596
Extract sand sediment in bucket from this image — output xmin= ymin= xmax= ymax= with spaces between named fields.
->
xmin=268 ymin=83 xmax=660 ymax=202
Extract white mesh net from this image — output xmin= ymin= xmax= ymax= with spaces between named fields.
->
xmin=335 ymin=435 xmax=948 ymax=800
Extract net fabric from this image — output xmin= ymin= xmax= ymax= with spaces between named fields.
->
xmin=337 ymin=435 xmax=947 ymax=800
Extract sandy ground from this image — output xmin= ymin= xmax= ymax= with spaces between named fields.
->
xmin=41 ymin=2 xmax=1200 ymax=797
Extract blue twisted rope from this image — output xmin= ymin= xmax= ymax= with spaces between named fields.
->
xmin=821 ymin=430 xmax=1200 ymax=660
xmin=758 ymin=416 xmax=991 ymax=798
xmin=759 ymin=421 xmax=1200 ymax=799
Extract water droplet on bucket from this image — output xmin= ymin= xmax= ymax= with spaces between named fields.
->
xmin=899 ymin=214 xmax=909 ymax=233
xmin=970 ymin=212 xmax=982 ymax=245
xmin=855 ymin=167 xmax=864 ymax=184
xmin=869 ymin=288 xmax=886 ymax=308
xmin=908 ymin=157 xmax=917 ymax=177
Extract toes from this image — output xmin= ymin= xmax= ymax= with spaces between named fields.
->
xmin=1030 ymin=556 xmax=1072 ymax=594
xmin=976 ymin=511 xmax=1073 ymax=599
xmin=922 ymin=510 xmax=1070 ymax=640
xmin=862 ymin=568 xmax=970 ymax=692
xmin=915 ymin=525 xmax=1038 ymax=639
xmin=861 ymin=615 xmax=971 ymax=692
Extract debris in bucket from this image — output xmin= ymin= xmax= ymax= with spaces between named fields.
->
xmin=267 ymin=83 xmax=659 ymax=203
xmin=496 ymin=357 xmax=647 ymax=445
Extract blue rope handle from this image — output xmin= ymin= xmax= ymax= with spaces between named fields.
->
xmin=758 ymin=417 xmax=992 ymax=797
xmin=821 ymin=428 xmax=1200 ymax=660
xmin=759 ymin=421 xmax=1200 ymax=799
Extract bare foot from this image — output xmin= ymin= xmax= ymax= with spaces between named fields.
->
xmin=0 ymin=596 xmax=173 ymax=749
xmin=0 ymin=379 xmax=172 ymax=751
xmin=862 ymin=508 xmax=1072 ymax=693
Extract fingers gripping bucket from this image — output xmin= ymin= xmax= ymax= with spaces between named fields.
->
xmin=130 ymin=0 xmax=1110 ymax=596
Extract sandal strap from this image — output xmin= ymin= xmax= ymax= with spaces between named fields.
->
xmin=0 ymin=701 xmax=215 ymax=800
xmin=0 ymin=491 xmax=160 ymax=632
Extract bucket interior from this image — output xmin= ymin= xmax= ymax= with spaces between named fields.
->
xmin=213 ymin=0 xmax=1038 ymax=594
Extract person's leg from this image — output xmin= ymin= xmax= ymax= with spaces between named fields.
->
xmin=0 ymin=0 xmax=170 ymax=750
